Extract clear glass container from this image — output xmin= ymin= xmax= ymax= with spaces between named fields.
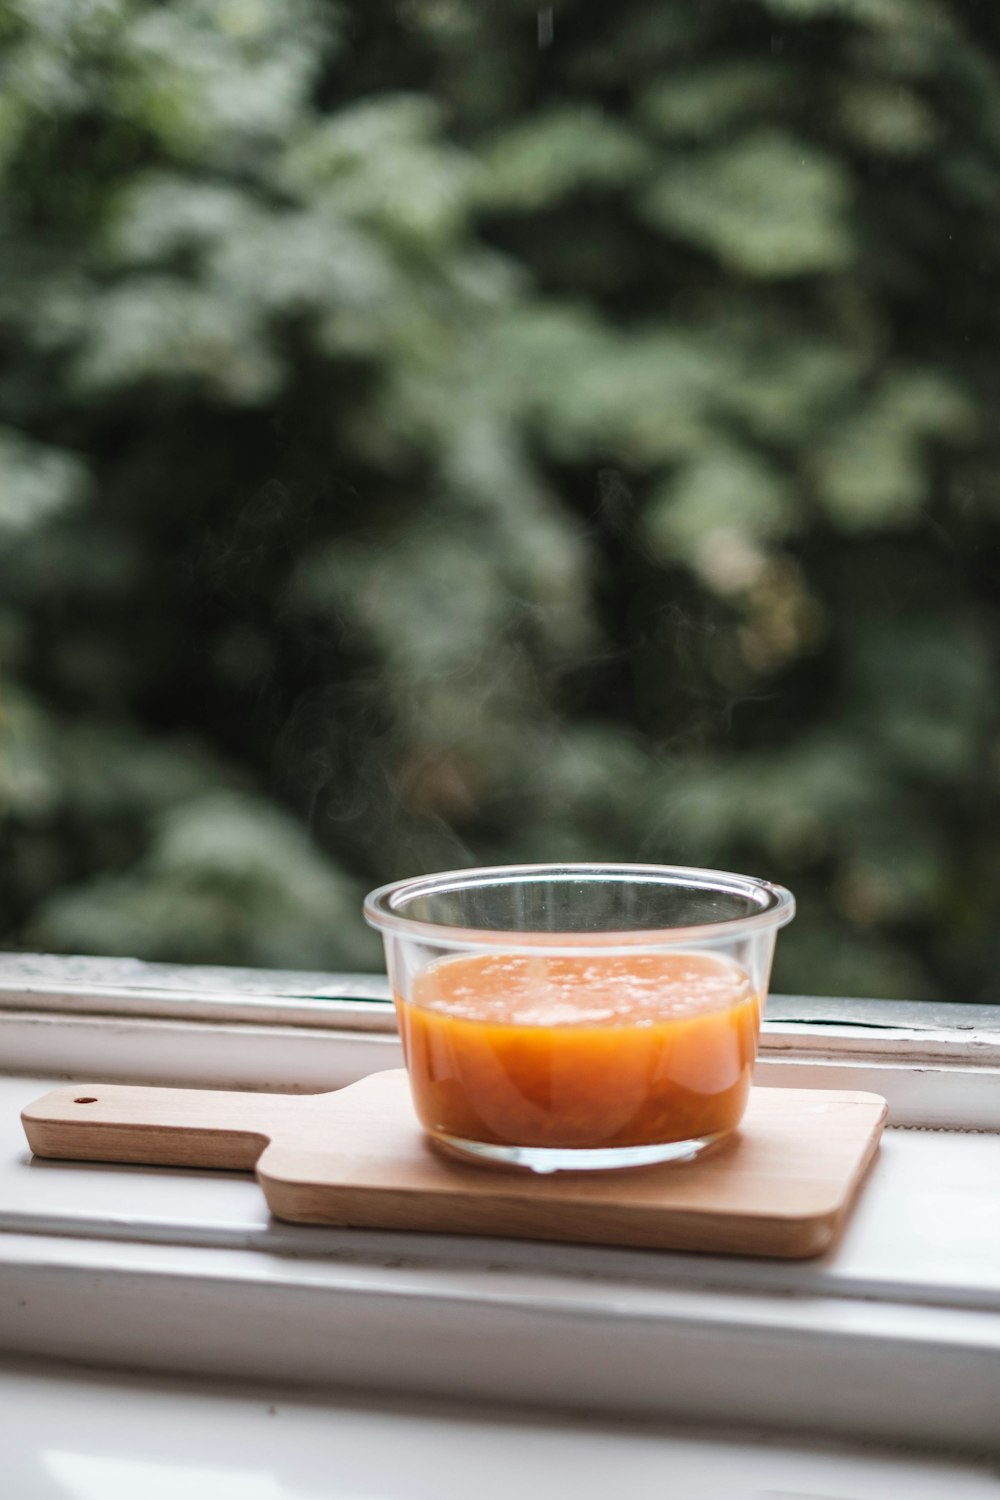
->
xmin=364 ymin=863 xmax=795 ymax=1173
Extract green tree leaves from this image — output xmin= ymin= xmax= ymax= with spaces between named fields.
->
xmin=644 ymin=133 xmax=855 ymax=278
xmin=0 ymin=430 xmax=90 ymax=537
xmin=815 ymin=373 xmax=976 ymax=530
xmin=2 ymin=0 xmax=1000 ymax=1001
xmin=33 ymin=792 xmax=379 ymax=968
xmin=479 ymin=106 xmax=650 ymax=209
xmin=646 ymin=446 xmax=795 ymax=567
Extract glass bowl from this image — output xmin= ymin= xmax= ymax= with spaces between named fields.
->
xmin=364 ymin=863 xmax=795 ymax=1173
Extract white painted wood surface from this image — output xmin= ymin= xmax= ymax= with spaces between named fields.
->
xmin=4 ymin=1359 xmax=998 ymax=1500
xmin=3 ymin=1074 xmax=1000 ymax=1453
xmin=3 ymin=955 xmax=1000 ymax=1457
xmin=3 ymin=1227 xmax=1000 ymax=1454
xmin=5 ymin=951 xmax=1000 ymax=1064
xmin=5 ymin=1007 xmax=1000 ymax=1129
xmin=5 ymin=951 xmax=1000 ymax=1131
xmin=2 ymin=1075 xmax=999 ymax=1308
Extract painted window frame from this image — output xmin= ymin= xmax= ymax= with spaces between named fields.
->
xmin=3 ymin=952 xmax=1000 ymax=1455
xmin=1 ymin=951 xmax=999 ymax=1129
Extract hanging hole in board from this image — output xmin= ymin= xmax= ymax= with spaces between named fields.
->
xmin=74 ymin=1097 xmax=98 ymax=1105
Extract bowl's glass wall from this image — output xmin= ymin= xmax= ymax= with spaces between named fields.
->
xmin=370 ymin=865 xmax=791 ymax=1170
xmin=389 ymin=870 xmax=773 ymax=936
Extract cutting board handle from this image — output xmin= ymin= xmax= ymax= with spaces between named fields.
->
xmin=21 ymin=1082 xmax=288 ymax=1170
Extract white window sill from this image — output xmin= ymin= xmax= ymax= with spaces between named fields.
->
xmin=2 ymin=1064 xmax=1000 ymax=1457
xmin=7 ymin=1358 xmax=1000 ymax=1500
xmin=2 ymin=956 xmax=1000 ymax=1461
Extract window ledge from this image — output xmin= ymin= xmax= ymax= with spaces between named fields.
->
xmin=2 ymin=957 xmax=1000 ymax=1454
xmin=2 ymin=952 xmax=998 ymax=1129
xmin=4 ymin=951 xmax=1000 ymax=1046
xmin=6 ymin=1357 xmax=999 ymax=1500
xmin=3 ymin=1064 xmax=1000 ymax=1454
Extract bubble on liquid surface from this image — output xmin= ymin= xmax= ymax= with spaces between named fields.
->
xmin=413 ymin=951 xmax=751 ymax=1027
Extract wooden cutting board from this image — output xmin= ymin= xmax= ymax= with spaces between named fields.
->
xmin=21 ymin=1071 xmax=887 ymax=1260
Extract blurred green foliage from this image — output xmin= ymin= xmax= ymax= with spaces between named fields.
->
xmin=1 ymin=0 xmax=999 ymax=999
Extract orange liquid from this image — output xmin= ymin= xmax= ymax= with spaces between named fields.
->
xmin=396 ymin=950 xmax=760 ymax=1151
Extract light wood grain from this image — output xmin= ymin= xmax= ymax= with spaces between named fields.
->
xmin=21 ymin=1071 xmax=886 ymax=1259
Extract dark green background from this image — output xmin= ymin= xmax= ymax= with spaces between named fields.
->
xmin=2 ymin=0 xmax=999 ymax=1000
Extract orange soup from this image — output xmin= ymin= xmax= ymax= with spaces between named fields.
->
xmin=396 ymin=950 xmax=760 ymax=1151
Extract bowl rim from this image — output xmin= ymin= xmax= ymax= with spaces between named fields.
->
xmin=363 ymin=861 xmax=795 ymax=955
